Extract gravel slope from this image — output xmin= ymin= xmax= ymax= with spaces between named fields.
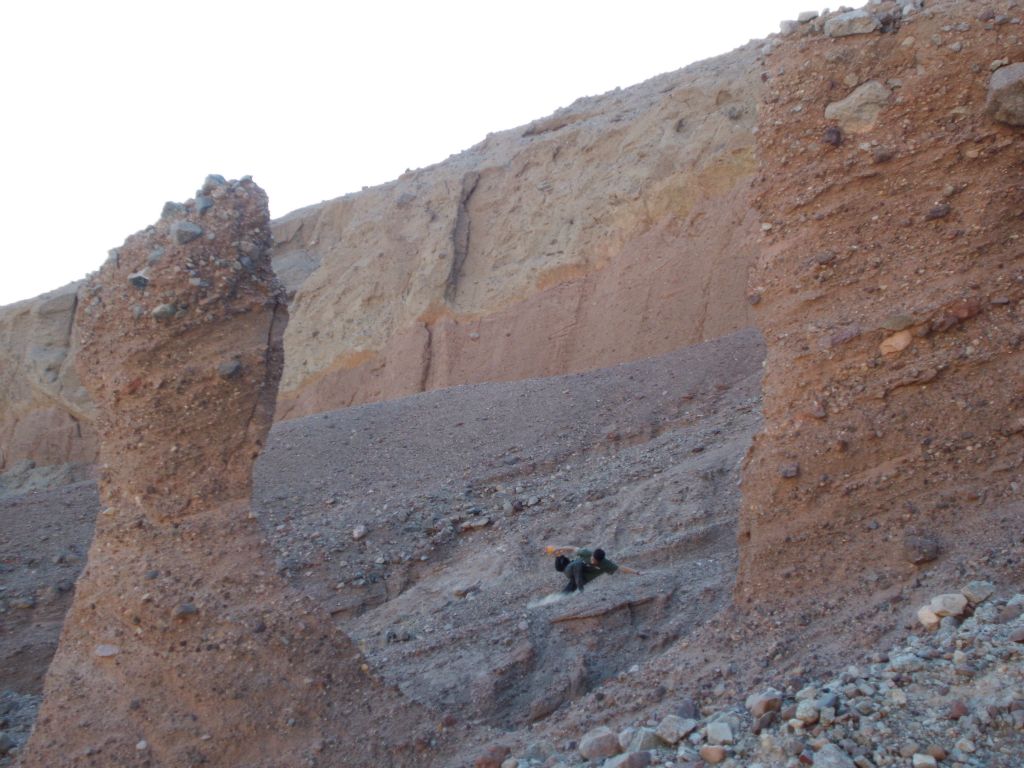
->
xmin=254 ymin=328 xmax=765 ymax=728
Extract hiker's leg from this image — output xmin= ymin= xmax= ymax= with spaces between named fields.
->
xmin=562 ymin=561 xmax=580 ymax=592
xmin=567 ymin=560 xmax=586 ymax=592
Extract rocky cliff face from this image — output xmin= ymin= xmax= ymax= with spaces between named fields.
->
xmin=5 ymin=4 xmax=1024 ymax=766
xmin=738 ymin=1 xmax=1024 ymax=607
xmin=23 ymin=178 xmax=435 ymax=767
xmin=248 ymin=45 xmax=764 ymax=419
xmin=0 ymin=284 xmax=95 ymax=471
xmin=1 ymin=43 xmax=765 ymax=468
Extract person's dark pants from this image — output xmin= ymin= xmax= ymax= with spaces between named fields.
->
xmin=563 ymin=559 xmax=588 ymax=593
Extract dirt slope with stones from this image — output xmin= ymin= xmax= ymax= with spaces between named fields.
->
xmin=1 ymin=328 xmax=764 ymax=765
xmin=493 ymin=582 xmax=1024 ymax=768
xmin=253 ymin=329 xmax=766 ymax=735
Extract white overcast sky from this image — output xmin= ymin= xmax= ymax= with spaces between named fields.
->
xmin=1 ymin=0 xmax=810 ymax=306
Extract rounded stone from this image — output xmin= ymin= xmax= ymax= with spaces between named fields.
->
xmin=699 ymin=744 xmax=727 ymax=764
xmin=930 ymin=593 xmax=968 ymax=617
xmin=705 ymin=721 xmax=733 ymax=745
xmin=170 ymin=221 xmax=204 ymax=245
xmin=218 ymin=359 xmax=243 ymax=379
xmin=578 ymin=726 xmax=621 ymax=760
xmin=151 ymin=304 xmax=177 ymax=321
xmin=986 ymin=62 xmax=1024 ymax=126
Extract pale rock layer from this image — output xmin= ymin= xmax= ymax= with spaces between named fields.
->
xmin=1 ymin=44 xmax=764 ymax=466
xmin=269 ymin=47 xmax=762 ymax=418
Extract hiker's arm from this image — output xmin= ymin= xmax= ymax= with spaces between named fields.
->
xmin=618 ymin=565 xmax=641 ymax=575
xmin=544 ymin=545 xmax=578 ymax=557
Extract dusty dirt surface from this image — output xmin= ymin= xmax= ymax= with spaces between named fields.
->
xmin=1 ymin=327 xmax=765 ymax=765
xmin=739 ymin=2 xmax=1024 ymax=614
xmin=0 ymin=480 xmax=97 ymax=695
xmin=254 ymin=329 xmax=765 ymax=739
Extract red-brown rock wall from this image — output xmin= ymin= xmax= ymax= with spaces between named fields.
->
xmin=738 ymin=1 xmax=1024 ymax=606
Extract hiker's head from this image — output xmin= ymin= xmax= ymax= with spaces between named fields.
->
xmin=554 ymin=555 xmax=570 ymax=572
xmin=593 ymin=548 xmax=606 ymax=564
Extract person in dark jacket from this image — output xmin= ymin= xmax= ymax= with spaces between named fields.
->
xmin=548 ymin=545 xmax=640 ymax=593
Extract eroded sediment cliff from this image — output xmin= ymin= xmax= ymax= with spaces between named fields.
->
xmin=24 ymin=178 xmax=434 ymax=767
xmin=271 ymin=46 xmax=763 ymax=418
xmin=1 ymin=43 xmax=766 ymax=469
xmin=738 ymin=1 xmax=1024 ymax=606
xmin=0 ymin=285 xmax=96 ymax=471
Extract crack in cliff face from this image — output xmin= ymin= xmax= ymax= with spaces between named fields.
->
xmin=239 ymin=299 xmax=287 ymax=468
xmin=444 ymin=171 xmax=481 ymax=307
xmin=419 ymin=322 xmax=434 ymax=393
xmin=693 ymin=262 xmax=713 ymax=343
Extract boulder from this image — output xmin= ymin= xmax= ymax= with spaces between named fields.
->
xmin=930 ymin=593 xmax=968 ymax=618
xmin=986 ymin=63 xmax=1024 ymax=126
xmin=705 ymin=721 xmax=733 ymax=745
xmin=795 ymin=700 xmax=819 ymax=724
xmin=655 ymin=714 xmax=698 ymax=744
xmin=814 ymin=743 xmax=856 ymax=768
xmin=824 ymin=81 xmax=891 ymax=133
xmin=626 ymin=727 xmax=661 ymax=752
xmin=603 ymin=752 xmax=651 ymax=768
xmin=474 ymin=745 xmax=511 ymax=768
xmin=961 ymin=581 xmax=995 ymax=605
xmin=824 ymin=10 xmax=880 ymax=37
xmin=698 ymin=745 xmax=727 ymax=764
xmin=917 ymin=606 xmax=941 ymax=631
xmin=580 ymin=727 xmax=622 ymax=761
xmin=746 ymin=689 xmax=783 ymax=718
xmin=904 ymin=534 xmax=941 ymax=564
xmin=880 ymin=330 xmax=913 ymax=356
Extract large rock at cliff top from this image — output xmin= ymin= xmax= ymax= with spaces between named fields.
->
xmin=824 ymin=10 xmax=880 ymax=38
xmin=739 ymin=2 xmax=1024 ymax=611
xmin=23 ymin=179 xmax=431 ymax=768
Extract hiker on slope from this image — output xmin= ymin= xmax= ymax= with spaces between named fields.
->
xmin=546 ymin=545 xmax=641 ymax=593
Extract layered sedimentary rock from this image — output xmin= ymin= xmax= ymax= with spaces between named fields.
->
xmin=738 ymin=2 xmax=1024 ymax=604
xmin=1 ymin=44 xmax=765 ymax=464
xmin=271 ymin=46 xmax=763 ymax=418
xmin=24 ymin=179 xmax=432 ymax=767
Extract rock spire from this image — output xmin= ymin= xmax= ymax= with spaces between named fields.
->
xmin=24 ymin=178 xmax=433 ymax=767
